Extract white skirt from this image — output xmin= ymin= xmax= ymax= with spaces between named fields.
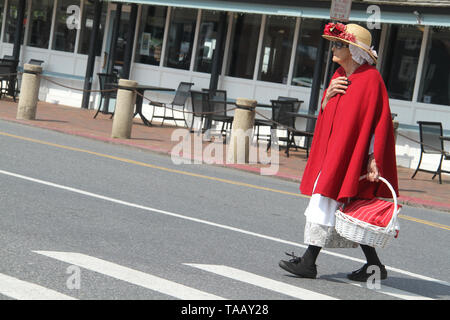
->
xmin=303 ymin=174 xmax=358 ymax=248
xmin=304 ymin=193 xmax=341 ymax=227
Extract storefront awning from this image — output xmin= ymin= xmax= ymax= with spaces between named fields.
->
xmin=106 ymin=0 xmax=450 ymax=27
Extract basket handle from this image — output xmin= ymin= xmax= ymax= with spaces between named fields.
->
xmin=359 ymin=175 xmax=399 ymax=223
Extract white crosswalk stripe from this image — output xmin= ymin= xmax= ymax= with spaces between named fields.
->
xmin=34 ymin=251 xmax=225 ymax=300
xmin=331 ymin=277 xmax=434 ymax=300
xmin=185 ymin=263 xmax=338 ymax=300
xmin=0 ymin=273 xmax=77 ymax=300
xmin=0 ymin=250 xmax=436 ymax=300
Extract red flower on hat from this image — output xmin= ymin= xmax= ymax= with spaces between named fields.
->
xmin=324 ymin=22 xmax=356 ymax=43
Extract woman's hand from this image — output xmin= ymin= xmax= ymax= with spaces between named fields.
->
xmin=367 ymin=154 xmax=380 ymax=182
xmin=322 ymin=76 xmax=349 ymax=109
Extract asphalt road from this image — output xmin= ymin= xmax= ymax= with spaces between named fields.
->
xmin=0 ymin=119 xmax=449 ymax=302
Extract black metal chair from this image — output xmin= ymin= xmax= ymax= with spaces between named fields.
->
xmin=189 ymin=90 xmax=209 ymax=134
xmin=0 ymin=59 xmax=19 ymax=101
xmin=254 ymin=117 xmax=273 ymax=146
xmin=94 ymin=73 xmax=118 ymax=119
xmin=271 ymin=99 xmax=313 ymax=157
xmin=254 ymin=97 xmax=303 ymax=147
xmin=149 ymin=81 xmax=194 ymax=127
xmin=202 ymin=89 xmax=233 ymax=139
xmin=411 ymin=121 xmax=450 ymax=184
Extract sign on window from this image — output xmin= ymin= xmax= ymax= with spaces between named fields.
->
xmin=330 ymin=0 xmax=352 ymax=22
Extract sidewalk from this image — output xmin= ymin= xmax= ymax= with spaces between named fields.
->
xmin=1 ymin=97 xmax=449 ymax=212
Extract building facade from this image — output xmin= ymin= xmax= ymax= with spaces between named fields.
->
xmin=0 ymin=0 xmax=449 ymax=171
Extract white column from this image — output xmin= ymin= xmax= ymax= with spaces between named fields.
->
xmin=159 ymin=6 xmax=171 ymax=67
xmin=0 ymin=0 xmax=8 ymax=43
xmin=129 ymin=4 xmax=142 ymax=77
xmin=190 ymin=9 xmax=202 ymax=72
xmin=48 ymin=0 xmax=58 ymax=50
xmin=252 ymin=14 xmax=266 ymax=81
xmin=221 ymin=12 xmax=233 ymax=76
xmin=376 ymin=23 xmax=388 ymax=71
xmin=287 ymin=17 xmax=301 ymax=86
xmin=73 ymin=0 xmax=83 ymax=54
xmin=412 ymin=25 xmax=430 ymax=103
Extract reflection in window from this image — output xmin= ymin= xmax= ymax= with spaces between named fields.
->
xmin=292 ymin=19 xmax=328 ymax=88
xmin=164 ymin=7 xmax=197 ymax=70
xmin=418 ymin=27 xmax=450 ymax=106
xmin=52 ymin=0 xmax=79 ymax=52
xmin=226 ymin=13 xmax=261 ymax=79
xmin=78 ymin=0 xmax=107 ymax=56
xmin=258 ymin=15 xmax=295 ymax=84
xmin=135 ymin=5 xmax=167 ymax=66
xmin=27 ymin=0 xmax=53 ymax=49
xmin=3 ymin=0 xmax=27 ymax=44
xmin=381 ymin=25 xmax=422 ymax=101
xmin=194 ymin=10 xmax=225 ymax=73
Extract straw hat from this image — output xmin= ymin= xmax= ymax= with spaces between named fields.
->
xmin=322 ymin=22 xmax=378 ymax=63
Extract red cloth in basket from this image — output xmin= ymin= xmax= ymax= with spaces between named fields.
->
xmin=341 ymin=198 xmax=402 ymax=228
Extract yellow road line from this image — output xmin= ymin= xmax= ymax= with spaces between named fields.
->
xmin=398 ymin=214 xmax=450 ymax=231
xmin=1 ymin=130 xmax=449 ymax=231
xmin=0 ymin=131 xmax=302 ymax=198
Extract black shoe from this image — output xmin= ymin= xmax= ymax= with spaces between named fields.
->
xmin=278 ymin=252 xmax=317 ymax=279
xmin=347 ymin=264 xmax=388 ymax=282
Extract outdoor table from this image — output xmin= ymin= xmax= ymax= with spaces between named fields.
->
xmin=134 ymin=85 xmax=175 ymax=126
xmin=285 ymin=111 xmax=318 ymax=120
xmin=108 ymin=83 xmax=175 ymax=126
xmin=229 ymin=102 xmax=272 ymax=108
xmin=255 ymin=102 xmax=273 ymax=108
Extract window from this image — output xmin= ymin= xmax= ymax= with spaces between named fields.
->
xmin=226 ymin=13 xmax=261 ymax=79
xmin=52 ymin=0 xmax=79 ymax=52
xmin=257 ymin=15 xmax=295 ymax=84
xmin=27 ymin=0 xmax=53 ymax=49
xmin=194 ymin=10 xmax=225 ymax=73
xmin=134 ymin=5 xmax=167 ymax=66
xmin=381 ymin=25 xmax=423 ymax=101
xmin=78 ymin=0 xmax=107 ymax=56
xmin=292 ymin=19 xmax=329 ymax=88
xmin=164 ymin=7 xmax=197 ymax=70
xmin=3 ymin=0 xmax=27 ymax=44
xmin=418 ymin=27 xmax=450 ymax=106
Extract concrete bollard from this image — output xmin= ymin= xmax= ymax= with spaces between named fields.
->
xmin=227 ymin=98 xmax=256 ymax=164
xmin=16 ymin=63 xmax=42 ymax=120
xmin=111 ymin=79 xmax=138 ymax=139
xmin=393 ymin=120 xmax=399 ymax=143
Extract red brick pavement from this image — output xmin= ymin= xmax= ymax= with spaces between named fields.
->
xmin=1 ymin=98 xmax=449 ymax=212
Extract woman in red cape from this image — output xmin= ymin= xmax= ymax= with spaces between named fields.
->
xmin=279 ymin=23 xmax=399 ymax=282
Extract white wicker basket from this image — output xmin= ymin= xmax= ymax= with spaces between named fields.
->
xmin=335 ymin=176 xmax=400 ymax=248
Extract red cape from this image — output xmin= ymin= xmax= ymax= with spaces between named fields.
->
xmin=300 ymin=63 xmax=399 ymax=202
